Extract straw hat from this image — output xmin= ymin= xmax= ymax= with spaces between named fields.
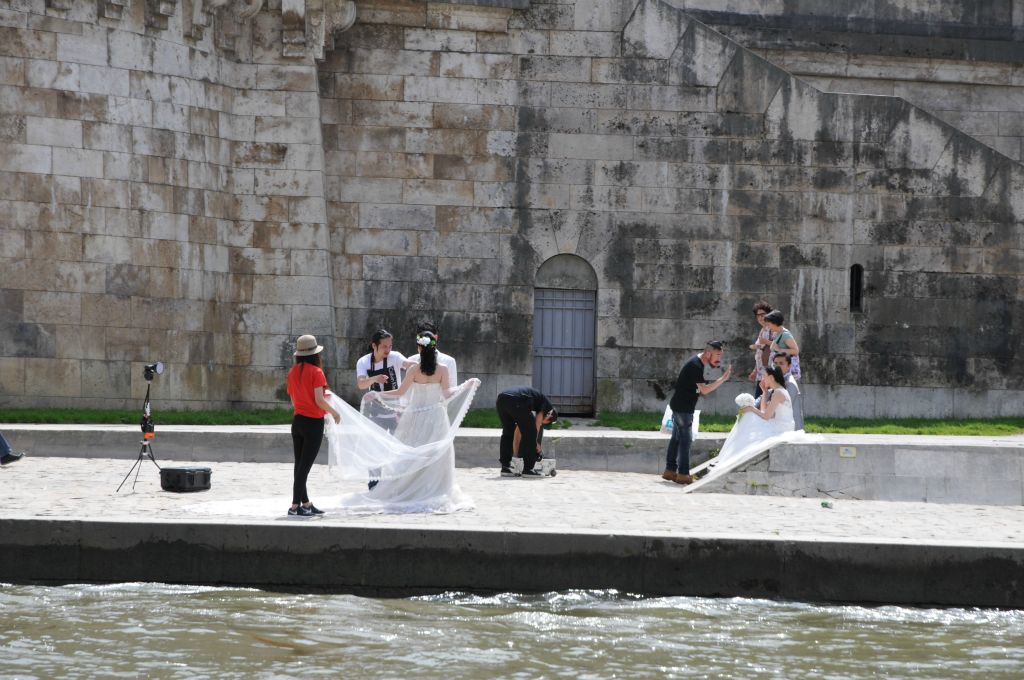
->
xmin=294 ymin=334 xmax=324 ymax=357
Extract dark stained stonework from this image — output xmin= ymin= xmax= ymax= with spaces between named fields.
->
xmin=696 ymin=8 xmax=1024 ymax=64
xmin=0 ymin=0 xmax=1023 ymax=417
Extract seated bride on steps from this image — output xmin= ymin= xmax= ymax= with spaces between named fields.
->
xmin=690 ymin=364 xmax=807 ymax=484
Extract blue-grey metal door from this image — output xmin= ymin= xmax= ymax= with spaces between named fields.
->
xmin=533 ymin=288 xmax=596 ymax=414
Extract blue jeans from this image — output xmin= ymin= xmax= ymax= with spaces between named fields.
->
xmin=0 ymin=431 xmax=10 ymax=456
xmin=665 ymin=411 xmax=693 ymax=473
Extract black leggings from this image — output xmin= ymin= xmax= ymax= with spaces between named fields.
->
xmin=291 ymin=415 xmax=324 ymax=505
xmin=497 ymin=395 xmax=539 ymax=471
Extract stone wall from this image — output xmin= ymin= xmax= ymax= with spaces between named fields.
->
xmin=675 ymin=0 xmax=1024 ymax=162
xmin=2 ymin=0 xmax=1023 ymax=417
xmin=767 ymin=55 xmax=1024 ymax=163
xmin=325 ymin=0 xmax=1024 ymax=417
xmin=0 ymin=0 xmax=339 ymax=409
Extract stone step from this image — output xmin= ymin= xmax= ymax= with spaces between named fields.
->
xmin=689 ymin=435 xmax=1024 ymax=505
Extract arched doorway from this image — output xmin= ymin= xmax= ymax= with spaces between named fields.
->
xmin=533 ymin=255 xmax=598 ymax=415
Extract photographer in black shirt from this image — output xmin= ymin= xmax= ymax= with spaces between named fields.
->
xmin=664 ymin=341 xmax=732 ymax=485
xmin=496 ymin=386 xmax=557 ymax=477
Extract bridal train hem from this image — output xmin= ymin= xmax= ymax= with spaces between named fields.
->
xmin=323 ymin=379 xmax=479 ymax=515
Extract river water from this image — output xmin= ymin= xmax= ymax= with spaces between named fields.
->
xmin=1 ymin=583 xmax=1022 ymax=679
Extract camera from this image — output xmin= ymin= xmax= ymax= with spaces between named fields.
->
xmin=140 ymin=362 xmax=163 ymax=439
xmin=143 ymin=361 xmax=165 ymax=382
xmin=117 ymin=360 xmax=167 ymax=492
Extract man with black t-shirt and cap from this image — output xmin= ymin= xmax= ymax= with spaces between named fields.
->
xmin=495 ymin=386 xmax=558 ymax=477
xmin=664 ymin=341 xmax=732 ymax=485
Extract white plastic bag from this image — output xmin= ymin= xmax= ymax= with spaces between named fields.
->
xmin=660 ymin=405 xmax=673 ymax=433
xmin=661 ymin=406 xmax=700 ymax=439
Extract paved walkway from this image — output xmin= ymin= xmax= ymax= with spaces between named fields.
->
xmin=4 ymin=456 xmax=1023 ymax=547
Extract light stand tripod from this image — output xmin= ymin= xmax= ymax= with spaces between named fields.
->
xmin=117 ymin=363 xmax=164 ymax=492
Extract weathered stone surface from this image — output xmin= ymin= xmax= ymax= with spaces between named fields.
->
xmin=0 ymin=1 xmax=1023 ymax=414
xmin=671 ymin=21 xmax=736 ymax=88
xmin=0 ymin=143 xmax=51 ymax=173
xmin=622 ymin=0 xmax=690 ymax=60
xmin=0 ymin=2 xmax=343 ymax=406
xmin=359 ymin=203 xmax=435 ymax=230
xmin=427 ymin=3 xmax=513 ymax=32
xmin=24 ymin=357 xmax=80 ymax=397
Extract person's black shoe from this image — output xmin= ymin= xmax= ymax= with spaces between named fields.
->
xmin=521 ymin=469 xmax=544 ymax=477
xmin=0 ymin=451 xmax=24 ymax=466
xmin=306 ymin=504 xmax=325 ymax=515
xmin=288 ymin=506 xmax=312 ymax=516
xmin=500 ymin=466 xmax=515 ymax=477
xmin=368 ymin=480 xmax=379 ymax=491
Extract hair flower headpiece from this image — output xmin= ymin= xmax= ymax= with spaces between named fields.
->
xmin=417 ymin=335 xmax=433 ymax=347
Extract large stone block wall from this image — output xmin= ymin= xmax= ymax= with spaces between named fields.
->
xmin=0 ymin=0 xmax=336 ymax=409
xmin=325 ymin=0 xmax=1024 ymax=416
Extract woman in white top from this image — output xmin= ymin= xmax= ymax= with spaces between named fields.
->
xmin=763 ymin=310 xmax=801 ymax=379
xmin=748 ymin=300 xmax=774 ymax=398
xmin=355 ymin=329 xmax=407 ymax=433
xmin=356 ymin=329 xmax=407 ymax=392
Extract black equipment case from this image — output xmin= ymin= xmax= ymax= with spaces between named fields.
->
xmin=160 ymin=467 xmax=212 ymax=492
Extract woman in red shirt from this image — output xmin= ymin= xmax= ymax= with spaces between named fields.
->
xmin=286 ymin=334 xmax=341 ymax=516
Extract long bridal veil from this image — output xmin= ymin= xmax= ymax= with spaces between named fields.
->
xmin=323 ymin=378 xmax=480 ymax=513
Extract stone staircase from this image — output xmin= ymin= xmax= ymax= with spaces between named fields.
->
xmin=687 ymin=433 xmax=1024 ymax=505
xmin=622 ymin=0 xmax=1024 ymax=222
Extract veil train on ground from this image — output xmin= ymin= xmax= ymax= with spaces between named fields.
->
xmin=323 ymin=378 xmax=480 ymax=514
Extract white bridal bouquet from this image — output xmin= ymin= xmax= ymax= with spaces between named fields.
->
xmin=735 ymin=393 xmax=755 ymax=417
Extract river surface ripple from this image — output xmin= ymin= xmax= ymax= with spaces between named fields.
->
xmin=1 ymin=583 xmax=1022 ymax=679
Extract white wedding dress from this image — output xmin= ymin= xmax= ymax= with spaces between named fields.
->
xmin=323 ymin=378 xmax=479 ymax=514
xmin=694 ymin=388 xmax=800 ymax=481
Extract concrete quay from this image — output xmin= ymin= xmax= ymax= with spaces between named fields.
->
xmin=0 ymin=423 xmax=725 ymax=472
xmin=2 ymin=453 xmax=1024 ymax=607
xmin=8 ymin=424 xmax=1024 ymax=505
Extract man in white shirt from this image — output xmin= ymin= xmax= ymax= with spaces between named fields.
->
xmin=404 ymin=321 xmax=458 ymax=388
xmin=773 ymin=353 xmax=804 ymax=431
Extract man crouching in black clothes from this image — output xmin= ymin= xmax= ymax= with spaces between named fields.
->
xmin=496 ymin=387 xmax=558 ymax=477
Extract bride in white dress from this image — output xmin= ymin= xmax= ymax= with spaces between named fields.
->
xmin=324 ymin=332 xmax=478 ymax=514
xmin=696 ymin=365 xmax=799 ymax=480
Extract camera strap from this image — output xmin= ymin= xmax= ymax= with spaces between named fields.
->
xmin=367 ymin=355 xmax=397 ymax=392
